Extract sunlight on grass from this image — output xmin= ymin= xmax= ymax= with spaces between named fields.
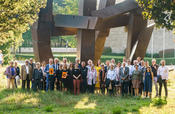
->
xmin=0 ymin=93 xmax=39 ymax=105
xmin=74 ymin=97 xmax=96 ymax=109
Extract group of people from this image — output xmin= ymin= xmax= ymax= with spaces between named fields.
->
xmin=4 ymin=56 xmax=169 ymax=98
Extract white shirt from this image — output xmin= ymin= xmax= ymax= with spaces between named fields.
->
xmin=157 ymin=66 xmax=169 ymax=80
xmin=127 ymin=65 xmax=132 ymax=75
xmin=0 ymin=53 xmax=3 ymax=61
xmin=25 ymin=65 xmax=29 ymax=74
xmin=115 ymin=67 xmax=120 ymax=81
xmin=87 ymin=68 xmax=97 ymax=85
xmin=107 ymin=69 xmax=116 ymax=81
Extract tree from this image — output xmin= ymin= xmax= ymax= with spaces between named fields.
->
xmin=0 ymin=0 xmax=46 ymax=63
xmin=137 ymin=0 xmax=175 ymax=30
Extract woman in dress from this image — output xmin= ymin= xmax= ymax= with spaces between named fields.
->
xmin=95 ymin=60 xmax=101 ymax=93
xmin=68 ymin=63 xmax=74 ymax=93
xmin=73 ymin=63 xmax=81 ymax=95
xmin=144 ymin=67 xmax=154 ymax=98
xmin=132 ymin=65 xmax=142 ymax=96
xmin=61 ymin=64 xmax=69 ymax=92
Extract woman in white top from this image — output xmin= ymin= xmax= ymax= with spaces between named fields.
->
xmin=106 ymin=64 xmax=116 ymax=95
xmin=87 ymin=65 xmax=97 ymax=93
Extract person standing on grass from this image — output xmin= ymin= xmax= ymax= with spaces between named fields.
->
xmin=61 ymin=64 xmax=69 ymax=92
xmin=21 ymin=60 xmax=32 ymax=90
xmin=14 ymin=61 xmax=20 ymax=88
xmin=73 ymin=63 xmax=81 ymax=95
xmin=0 ymin=50 xmax=3 ymax=70
xmin=143 ymin=67 xmax=154 ymax=98
xmin=29 ymin=58 xmax=35 ymax=89
xmin=99 ymin=63 xmax=106 ymax=94
xmin=151 ymin=59 xmax=159 ymax=97
xmin=80 ymin=61 xmax=88 ymax=93
xmin=5 ymin=61 xmax=16 ymax=89
xmin=106 ymin=64 xmax=116 ymax=95
xmin=87 ymin=65 xmax=97 ymax=93
xmin=95 ymin=60 xmax=101 ymax=93
xmin=54 ymin=58 xmax=60 ymax=90
xmin=127 ymin=60 xmax=133 ymax=96
xmin=41 ymin=61 xmax=47 ymax=91
xmin=139 ymin=60 xmax=146 ymax=96
xmin=119 ymin=62 xmax=129 ymax=96
xmin=157 ymin=60 xmax=169 ymax=98
xmin=44 ymin=58 xmax=55 ymax=91
xmin=115 ymin=62 xmax=121 ymax=95
xmin=68 ymin=63 xmax=74 ymax=92
xmin=56 ymin=64 xmax=63 ymax=91
xmin=132 ymin=65 xmax=142 ymax=97
xmin=32 ymin=62 xmax=43 ymax=91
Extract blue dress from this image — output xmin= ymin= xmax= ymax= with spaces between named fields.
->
xmin=144 ymin=72 xmax=152 ymax=92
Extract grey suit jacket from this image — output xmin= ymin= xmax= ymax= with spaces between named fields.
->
xmin=119 ymin=67 xmax=129 ymax=82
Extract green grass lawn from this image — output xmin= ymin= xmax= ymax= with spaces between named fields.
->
xmin=0 ymin=68 xmax=175 ymax=114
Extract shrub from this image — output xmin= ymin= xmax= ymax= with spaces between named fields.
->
xmin=152 ymin=98 xmax=167 ymax=106
xmin=44 ymin=105 xmax=53 ymax=112
xmin=112 ymin=107 xmax=122 ymax=114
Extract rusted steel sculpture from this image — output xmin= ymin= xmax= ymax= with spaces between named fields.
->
xmin=31 ymin=0 xmax=154 ymax=64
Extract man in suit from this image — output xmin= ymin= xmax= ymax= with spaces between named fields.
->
xmin=21 ymin=59 xmax=32 ymax=90
xmin=119 ymin=62 xmax=129 ymax=96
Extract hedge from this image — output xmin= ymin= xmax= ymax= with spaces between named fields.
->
xmin=15 ymin=54 xmax=175 ymax=65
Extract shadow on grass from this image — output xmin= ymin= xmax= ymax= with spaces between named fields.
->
xmin=0 ymin=88 xmax=152 ymax=113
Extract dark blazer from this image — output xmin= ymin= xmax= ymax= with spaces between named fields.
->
xmin=32 ymin=68 xmax=43 ymax=80
xmin=119 ymin=67 xmax=129 ymax=83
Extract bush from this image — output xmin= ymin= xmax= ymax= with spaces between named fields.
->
xmin=152 ymin=98 xmax=167 ymax=106
xmin=44 ymin=105 xmax=53 ymax=112
xmin=103 ymin=47 xmax=112 ymax=55
xmin=112 ymin=107 xmax=122 ymax=114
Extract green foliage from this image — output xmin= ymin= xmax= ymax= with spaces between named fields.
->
xmin=53 ymin=0 xmax=78 ymax=15
xmin=0 ymin=0 xmax=47 ymax=63
xmin=112 ymin=107 xmax=122 ymax=114
xmin=152 ymin=98 xmax=167 ymax=106
xmin=22 ymin=0 xmax=79 ymax=48
xmin=44 ymin=105 xmax=53 ymax=112
xmin=137 ymin=0 xmax=175 ymax=30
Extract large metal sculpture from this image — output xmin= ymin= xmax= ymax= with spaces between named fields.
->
xmin=31 ymin=0 xmax=154 ymax=64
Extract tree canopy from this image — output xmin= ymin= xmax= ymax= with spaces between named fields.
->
xmin=137 ymin=0 xmax=175 ymax=30
xmin=0 ymin=0 xmax=46 ymax=63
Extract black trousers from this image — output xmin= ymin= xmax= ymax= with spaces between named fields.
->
xmin=128 ymin=80 xmax=132 ymax=95
xmin=88 ymin=84 xmax=95 ymax=93
xmin=139 ymin=82 xmax=144 ymax=95
xmin=159 ymin=78 xmax=168 ymax=97
xmin=81 ymin=79 xmax=87 ymax=93
xmin=22 ymin=75 xmax=30 ymax=90
xmin=33 ymin=79 xmax=41 ymax=91
xmin=48 ymin=76 xmax=55 ymax=91
xmin=15 ymin=78 xmax=17 ymax=88
xmin=41 ymin=77 xmax=46 ymax=91
xmin=121 ymin=81 xmax=128 ymax=96
xmin=100 ymin=82 xmax=105 ymax=94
